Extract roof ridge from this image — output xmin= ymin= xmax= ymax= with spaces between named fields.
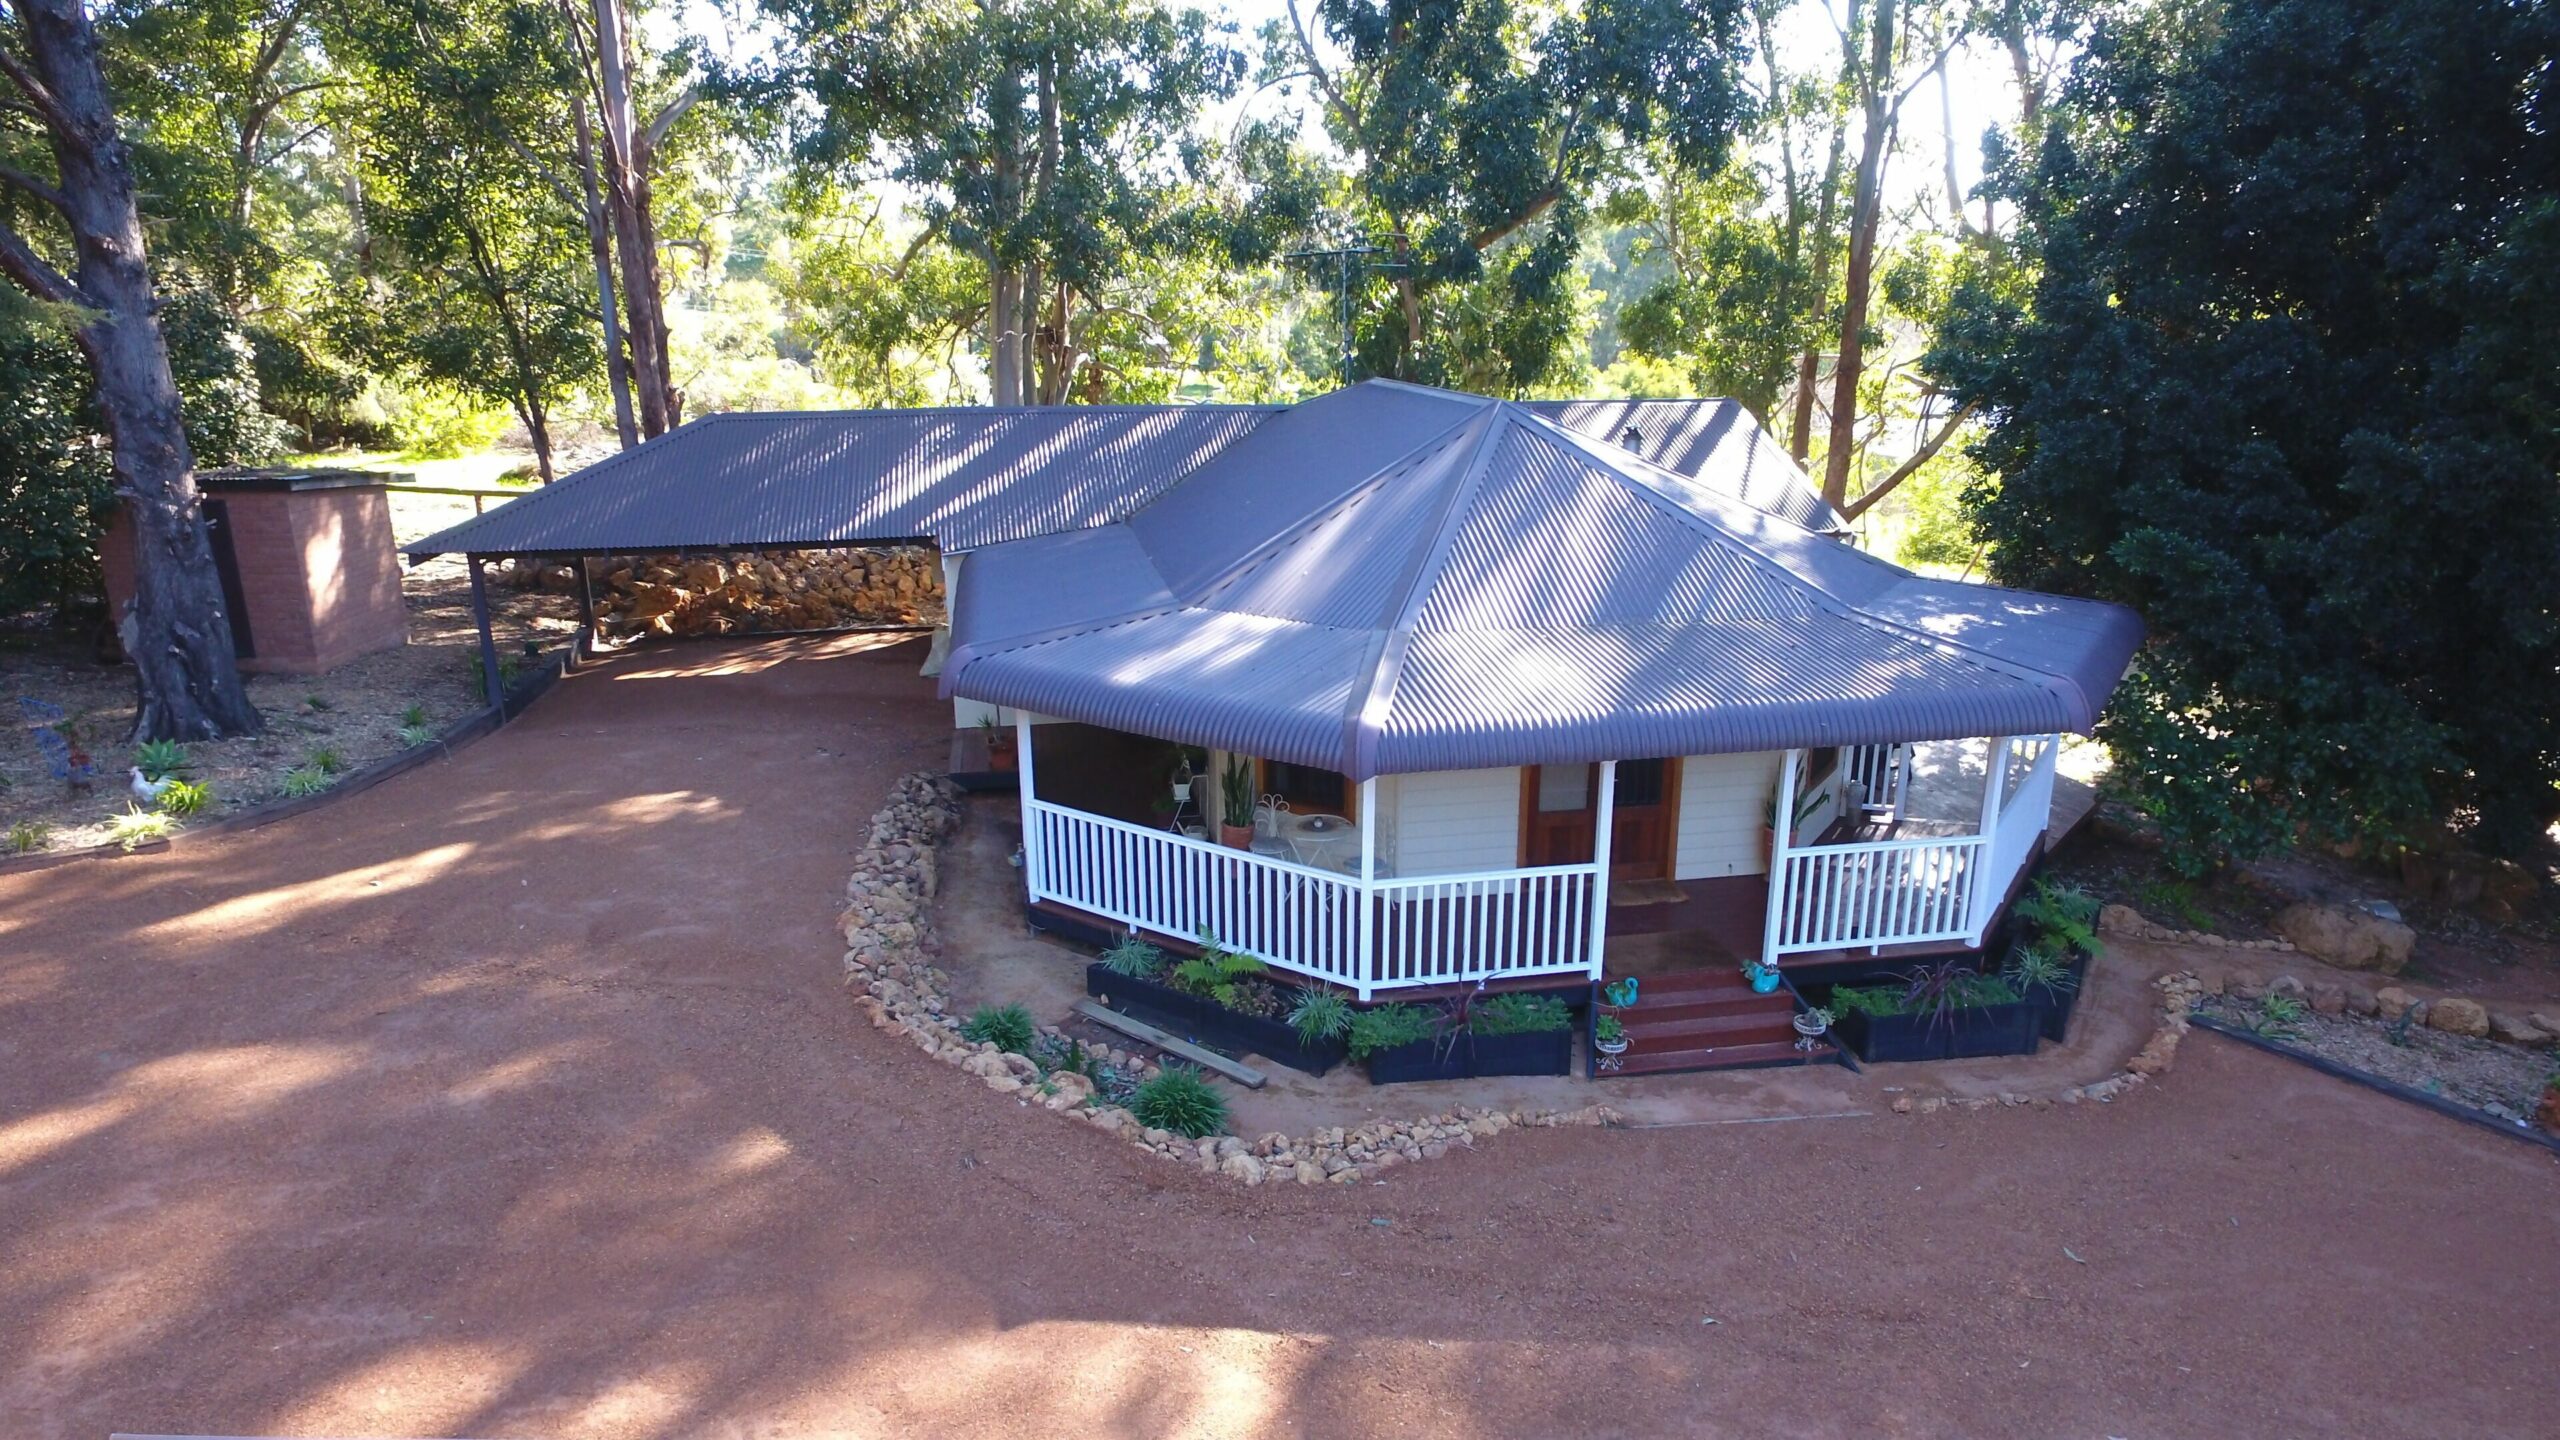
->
xmin=1342 ymin=402 xmax=1518 ymax=779
xmin=404 ymin=416 xmax=736 ymax=558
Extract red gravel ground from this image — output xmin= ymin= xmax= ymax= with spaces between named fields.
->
xmin=2 ymin=635 xmax=2555 ymax=1440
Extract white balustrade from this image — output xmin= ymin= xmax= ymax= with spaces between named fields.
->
xmin=1024 ymin=799 xmax=1597 ymax=997
xmin=1771 ymin=835 xmax=1986 ymax=954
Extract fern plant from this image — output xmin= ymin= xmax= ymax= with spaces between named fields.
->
xmin=2015 ymin=878 xmax=2104 ymax=956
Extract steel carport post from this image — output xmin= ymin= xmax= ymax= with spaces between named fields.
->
xmin=467 ymin=554 xmax=503 ymax=713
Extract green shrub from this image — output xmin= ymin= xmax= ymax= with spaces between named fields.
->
xmin=399 ymin=702 xmax=429 ymax=728
xmin=304 ymin=744 xmax=345 ymax=775
xmin=398 ymin=723 xmax=436 ymax=748
xmin=1347 ymin=1003 xmax=1440 ymax=1059
xmin=2015 ymin=878 xmax=2103 ymax=955
xmin=154 ymin=778 xmax=211 ymax=817
xmin=1168 ymin=939 xmax=1268 ymax=1008
xmin=1471 ymin=993 xmax=1571 ymax=1035
xmin=133 ymin=739 xmax=189 ymax=781
xmin=1286 ymin=988 xmax=1352 ymax=1045
xmin=960 ymin=1003 xmax=1038 ymax=1053
xmin=1099 ymin=935 xmax=1165 ymax=979
xmin=1129 ymin=1065 xmax=1228 ymax=1138
xmin=6 ymin=820 xmax=50 ymax=854
xmin=281 ymin=765 xmax=330 ymax=798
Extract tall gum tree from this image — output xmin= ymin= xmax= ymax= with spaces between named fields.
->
xmin=0 ymin=0 xmax=260 ymax=740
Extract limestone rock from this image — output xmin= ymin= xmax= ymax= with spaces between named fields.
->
xmin=2426 ymin=997 xmax=2490 ymax=1038
xmin=2307 ymin=981 xmax=2346 ymax=1017
xmin=2486 ymin=1011 xmax=2548 ymax=1048
xmin=2274 ymin=902 xmax=2415 ymax=974
xmin=2374 ymin=986 xmax=2419 ymax=1021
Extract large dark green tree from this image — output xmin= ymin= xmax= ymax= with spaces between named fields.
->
xmin=1935 ymin=0 xmax=2560 ymax=866
xmin=1266 ymin=0 xmax=1752 ymax=391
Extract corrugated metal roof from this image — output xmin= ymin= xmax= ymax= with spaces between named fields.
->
xmin=405 ymin=390 xmax=1846 ymax=559
xmin=943 ymin=381 xmax=2143 ymax=777
xmin=404 ymin=405 xmax=1278 ymax=559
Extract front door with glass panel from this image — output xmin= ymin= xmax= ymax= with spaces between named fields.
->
xmin=1522 ymin=760 xmax=1676 ymax=879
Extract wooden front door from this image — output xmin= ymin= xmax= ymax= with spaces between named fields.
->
xmin=1521 ymin=760 xmax=1678 ymax=880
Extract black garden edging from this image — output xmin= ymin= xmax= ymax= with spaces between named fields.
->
xmin=2187 ymin=1014 xmax=2560 ymax=1156
xmin=1362 ymin=1026 xmax=1575 ymax=1085
xmin=0 ymin=639 xmax=582 ymax=875
xmin=1084 ymin=963 xmax=1350 ymax=1076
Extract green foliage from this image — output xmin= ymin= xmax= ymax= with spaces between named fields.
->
xmin=1100 ymin=935 xmax=1166 ymax=980
xmin=133 ymin=740 xmax=190 ymax=781
xmin=1168 ymin=940 xmax=1268 ymax=1009
xmin=109 ymin=808 xmax=177 ymax=852
xmin=1593 ymin=1013 xmax=1624 ymax=1046
xmin=1346 ymin=1002 xmax=1440 ymax=1059
xmin=159 ymin=289 xmax=290 ymax=467
xmin=2013 ymin=878 xmax=2102 ymax=957
xmin=281 ymin=765 xmax=331 ymax=798
xmin=2137 ymin=879 xmax=2213 ymax=931
xmin=1829 ymin=968 xmax=2021 ymax=1022
xmin=6 ymin=820 xmax=51 ymax=854
xmin=154 ymin=778 xmax=212 ymax=817
xmin=400 ymin=703 xmax=429 ymax=728
xmin=398 ymin=723 xmax=436 ymax=748
xmin=1470 ymin=994 xmax=1570 ymax=1036
xmin=382 ymin=382 xmax=512 ymax=460
xmin=960 ymin=1003 xmax=1039 ymax=1053
xmin=0 ymin=305 xmax=118 ymax=616
xmin=1936 ymin=0 xmax=2560 ymax=867
xmin=1129 ymin=1064 xmax=1228 ymax=1137
xmin=303 ymin=744 xmax=345 ymax=776
xmin=1218 ymin=756 xmax=1254 ymax=828
xmin=2001 ymin=942 xmax=2077 ymax=996
xmin=1286 ymin=988 xmax=1352 ymax=1046
xmin=2252 ymin=993 xmax=2308 ymax=1040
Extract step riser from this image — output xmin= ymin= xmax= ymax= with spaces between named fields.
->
xmin=1624 ymin=999 xmax=1793 ymax=1024
xmin=1625 ymin=1020 xmax=1802 ymax=1048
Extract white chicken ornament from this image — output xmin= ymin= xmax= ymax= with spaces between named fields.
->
xmin=130 ymin=767 xmax=174 ymax=805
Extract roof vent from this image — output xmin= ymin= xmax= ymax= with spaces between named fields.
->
xmin=1620 ymin=425 xmax=1644 ymax=448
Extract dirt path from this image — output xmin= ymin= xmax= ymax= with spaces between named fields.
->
xmin=2 ymin=636 xmax=2554 ymax=1440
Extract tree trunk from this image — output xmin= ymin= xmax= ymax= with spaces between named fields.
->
xmin=572 ymin=93 xmax=638 ymax=450
xmin=1790 ymin=0 xmax=1863 ymax=463
xmin=1821 ymin=0 xmax=1897 ymax=511
xmin=988 ymin=262 xmax=1023 ymax=405
xmin=7 ymin=0 xmax=258 ymax=741
xmin=591 ymin=0 xmax=674 ymax=436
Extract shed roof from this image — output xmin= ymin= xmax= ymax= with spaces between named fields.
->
xmin=942 ymin=381 xmax=2142 ymax=778
xmin=403 ymin=395 xmax=1846 ymax=560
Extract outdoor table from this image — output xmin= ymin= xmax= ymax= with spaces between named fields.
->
xmin=1288 ymin=813 xmax=1356 ymax=870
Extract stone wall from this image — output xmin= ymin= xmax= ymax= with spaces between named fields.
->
xmin=518 ymin=547 xmax=944 ymax=639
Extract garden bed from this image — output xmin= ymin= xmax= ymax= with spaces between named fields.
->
xmin=1360 ymin=1027 xmax=1575 ymax=1084
xmin=2193 ymin=994 xmax=2556 ymax=1126
xmin=1083 ymin=963 xmax=1348 ymax=1076
xmin=1829 ymin=998 xmax=2042 ymax=1063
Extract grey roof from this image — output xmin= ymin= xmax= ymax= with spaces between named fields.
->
xmin=942 ymin=381 xmax=2143 ymax=778
xmin=405 ymin=394 xmax=1846 ymax=560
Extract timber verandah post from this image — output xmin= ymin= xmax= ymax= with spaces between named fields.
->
xmin=1967 ymin=735 xmax=2017 ymax=944
xmin=1586 ymin=760 xmax=1619 ymax=979
xmin=1760 ymin=748 xmax=1802 ymax=964
xmin=1357 ymin=777 xmax=1378 ymax=1002
xmin=1014 ymin=714 xmax=1042 ymax=900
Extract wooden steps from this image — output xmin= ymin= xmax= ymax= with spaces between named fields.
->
xmin=1600 ymin=968 xmax=1837 ymax=1077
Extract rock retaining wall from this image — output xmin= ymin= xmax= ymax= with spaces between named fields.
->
xmin=838 ymin=770 xmax=1620 ymax=1187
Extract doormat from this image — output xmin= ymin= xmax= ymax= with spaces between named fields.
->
xmin=1609 ymin=879 xmax=1687 ymax=907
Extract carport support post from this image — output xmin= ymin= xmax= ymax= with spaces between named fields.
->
xmin=574 ymin=556 xmax=598 ymax=660
xmin=467 ymin=555 xmax=503 ymax=713
xmin=1587 ymin=760 xmax=1618 ymax=979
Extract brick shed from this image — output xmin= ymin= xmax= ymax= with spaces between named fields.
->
xmin=104 ymin=468 xmax=408 ymax=675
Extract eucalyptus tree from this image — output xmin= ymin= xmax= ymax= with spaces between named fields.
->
xmin=756 ymin=0 xmax=1244 ymax=406
xmin=0 ymin=0 xmax=262 ymax=739
xmin=1261 ymin=0 xmax=1751 ymax=391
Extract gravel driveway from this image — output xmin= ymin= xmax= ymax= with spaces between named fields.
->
xmin=2 ymin=635 xmax=2554 ymax=1439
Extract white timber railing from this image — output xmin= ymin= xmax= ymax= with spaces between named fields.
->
xmin=1845 ymin=742 xmax=1909 ymax=822
xmin=1764 ymin=735 xmax=2062 ymax=958
xmin=1016 ymin=720 xmax=1608 ymax=998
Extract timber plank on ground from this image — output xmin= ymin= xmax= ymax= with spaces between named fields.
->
xmin=1072 ymin=1000 xmax=1269 ymax=1088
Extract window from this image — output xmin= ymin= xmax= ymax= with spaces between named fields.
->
xmin=1535 ymin=764 xmax=1593 ymax=813
xmin=1614 ymin=758 xmax=1667 ymax=808
xmin=1260 ymin=759 xmax=1351 ymax=817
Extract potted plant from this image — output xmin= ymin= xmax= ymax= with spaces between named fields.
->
xmin=979 ymin=713 xmax=1016 ymax=772
xmin=1218 ymin=755 xmax=1255 ymax=849
xmin=1598 ymin=975 xmax=1639 ymax=1011
xmin=2007 ymin=879 xmax=2102 ymax=1042
xmin=1743 ymin=959 xmax=1783 ymax=994
xmin=1791 ymin=1005 xmax=1832 ymax=1051
xmin=1593 ymin=1012 xmax=1629 ymax=1064
xmin=1824 ymin=962 xmax=2039 ymax=1063
xmin=1353 ymin=992 xmax=1576 ymax=1084
xmin=1081 ymin=931 xmax=1349 ymax=1075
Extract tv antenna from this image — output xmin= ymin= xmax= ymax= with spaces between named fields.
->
xmin=1283 ymin=241 xmax=1407 ymax=388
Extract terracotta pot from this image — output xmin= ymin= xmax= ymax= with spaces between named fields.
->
xmin=1220 ymin=823 xmax=1254 ymax=850
xmin=986 ymin=739 xmax=1016 ymax=772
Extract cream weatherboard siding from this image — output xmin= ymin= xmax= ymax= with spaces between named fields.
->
xmin=1380 ymin=767 xmax=1523 ymax=878
xmin=1673 ymin=750 xmax=1784 ymax=880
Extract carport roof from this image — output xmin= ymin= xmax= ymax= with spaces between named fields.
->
xmin=941 ymin=381 xmax=2144 ymax=778
xmin=402 ymin=395 xmax=1847 ymax=561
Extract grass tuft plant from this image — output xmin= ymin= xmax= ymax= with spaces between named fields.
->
xmin=960 ymin=1003 xmax=1038 ymax=1053
xmin=6 ymin=819 xmax=51 ymax=854
xmin=282 ymin=765 xmax=331 ymax=798
xmin=398 ymin=723 xmax=437 ymax=748
xmin=400 ymin=702 xmax=429 ymax=728
xmin=109 ymin=808 xmax=176 ymax=851
xmin=1286 ymin=988 xmax=1352 ymax=1046
xmin=1099 ymin=935 xmax=1166 ymax=979
xmin=304 ymin=744 xmax=346 ymax=775
xmin=1129 ymin=1065 xmax=1228 ymax=1138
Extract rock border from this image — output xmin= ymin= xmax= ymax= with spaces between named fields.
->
xmin=2100 ymin=902 xmax=2295 ymax=953
xmin=837 ymin=770 xmax=1621 ymax=1187
xmin=1886 ymin=969 xmax=2204 ymax=1117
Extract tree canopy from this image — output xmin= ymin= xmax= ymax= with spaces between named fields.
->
xmin=1934 ymin=0 xmax=2560 ymax=865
